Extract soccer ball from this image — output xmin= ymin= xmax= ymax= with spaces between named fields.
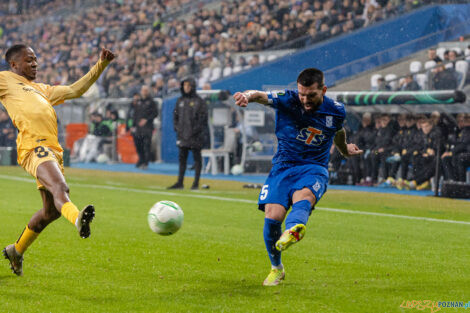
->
xmin=231 ymin=164 xmax=244 ymax=175
xmin=147 ymin=200 xmax=184 ymax=235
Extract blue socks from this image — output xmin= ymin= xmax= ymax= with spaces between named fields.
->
xmin=285 ymin=200 xmax=311 ymax=230
xmin=263 ymin=218 xmax=282 ymax=267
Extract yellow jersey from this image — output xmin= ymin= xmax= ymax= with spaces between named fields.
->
xmin=0 ymin=59 xmax=109 ymax=156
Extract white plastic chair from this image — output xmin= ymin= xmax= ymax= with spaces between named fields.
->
xmin=201 ymin=67 xmax=211 ymax=80
xmin=424 ymin=60 xmax=436 ymax=70
xmin=202 ymin=127 xmax=238 ymax=175
xmin=455 ymin=60 xmax=469 ymax=89
xmin=436 ymin=47 xmax=446 ymax=60
xmin=385 ymin=73 xmax=398 ymax=90
xmin=451 ymin=47 xmax=462 ymax=55
xmin=415 ymin=73 xmax=428 ymax=90
xmin=209 ymin=67 xmax=222 ymax=81
xmin=233 ymin=65 xmax=242 ymax=73
xmin=222 ymin=66 xmax=233 ymax=77
xmin=409 ymin=61 xmax=422 ymax=73
xmin=267 ymin=54 xmax=277 ymax=61
xmin=370 ymin=74 xmax=383 ymax=91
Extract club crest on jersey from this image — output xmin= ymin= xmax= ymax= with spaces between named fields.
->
xmin=326 ymin=116 xmax=333 ymax=128
xmin=296 ymin=127 xmax=325 ymax=146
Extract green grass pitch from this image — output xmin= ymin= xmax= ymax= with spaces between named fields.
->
xmin=0 ymin=166 xmax=469 ymax=312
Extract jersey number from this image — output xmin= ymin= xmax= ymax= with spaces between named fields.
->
xmin=260 ymin=185 xmax=269 ymax=200
xmin=34 ymin=146 xmax=49 ymax=158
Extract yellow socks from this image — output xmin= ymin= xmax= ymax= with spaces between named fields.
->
xmin=15 ymin=226 xmax=39 ymax=255
xmin=61 ymin=202 xmax=79 ymax=225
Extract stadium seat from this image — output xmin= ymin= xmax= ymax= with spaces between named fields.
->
xmin=436 ymin=47 xmax=446 ymax=60
xmin=117 ymin=133 xmax=138 ymax=164
xmin=201 ymin=127 xmax=237 ymax=175
xmin=201 ymin=67 xmax=211 ymax=80
xmin=233 ymin=65 xmax=242 ymax=73
xmin=451 ymin=47 xmax=462 ymax=55
xmin=455 ymin=60 xmax=469 ymax=74
xmin=409 ymin=61 xmax=422 ymax=73
xmin=370 ymin=74 xmax=383 ymax=90
xmin=259 ymin=54 xmax=266 ymax=63
xmin=210 ymin=67 xmax=222 ymax=81
xmin=455 ymin=60 xmax=469 ymax=89
xmin=267 ymin=54 xmax=277 ymax=61
xmin=222 ymin=66 xmax=233 ymax=77
xmin=424 ymin=60 xmax=436 ymax=70
xmin=197 ymin=77 xmax=207 ymax=89
xmin=385 ymin=73 xmax=398 ymax=90
xmin=65 ymin=123 xmax=88 ymax=152
xmin=415 ymin=73 xmax=428 ymax=90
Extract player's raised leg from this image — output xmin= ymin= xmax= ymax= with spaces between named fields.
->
xmin=36 ymin=160 xmax=95 ymax=238
xmin=262 ymin=204 xmax=287 ymax=286
xmin=276 ymin=188 xmax=315 ymax=252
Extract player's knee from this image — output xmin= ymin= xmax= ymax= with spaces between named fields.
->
xmin=265 ymin=204 xmax=285 ymax=221
xmin=45 ymin=206 xmax=61 ymax=221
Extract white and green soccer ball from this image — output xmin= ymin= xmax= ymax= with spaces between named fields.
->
xmin=147 ymin=200 xmax=184 ymax=235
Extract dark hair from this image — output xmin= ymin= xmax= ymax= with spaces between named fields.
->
xmin=5 ymin=44 xmax=27 ymax=64
xmin=297 ymin=68 xmax=324 ymax=87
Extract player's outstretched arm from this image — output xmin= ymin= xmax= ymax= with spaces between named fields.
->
xmin=233 ymin=90 xmax=268 ymax=107
xmin=47 ymin=48 xmax=115 ymax=103
xmin=334 ymin=128 xmax=363 ymax=157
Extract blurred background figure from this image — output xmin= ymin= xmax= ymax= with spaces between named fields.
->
xmin=130 ymin=85 xmax=158 ymax=170
xmin=168 ymin=78 xmax=208 ymax=190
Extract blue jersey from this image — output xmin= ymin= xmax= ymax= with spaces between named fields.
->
xmin=266 ymin=89 xmax=345 ymax=169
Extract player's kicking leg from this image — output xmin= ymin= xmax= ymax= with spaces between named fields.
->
xmin=275 ymin=189 xmax=315 ymax=252
xmin=36 ymin=160 xmax=95 ymax=238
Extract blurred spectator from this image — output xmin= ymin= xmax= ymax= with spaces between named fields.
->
xmin=441 ymin=114 xmax=470 ymax=182
xmin=130 ymin=85 xmax=159 ymax=170
xmin=430 ymin=63 xmax=458 ymax=90
xmin=427 ymin=48 xmax=442 ymax=63
xmin=351 ymin=112 xmax=376 ymax=185
xmin=377 ymin=77 xmax=391 ymax=91
xmin=400 ymin=74 xmax=420 ymax=91
xmin=370 ymin=114 xmax=395 ymax=184
xmin=74 ymin=112 xmax=111 ymax=163
xmin=402 ymin=118 xmax=443 ymax=190
xmin=0 ymin=108 xmax=16 ymax=147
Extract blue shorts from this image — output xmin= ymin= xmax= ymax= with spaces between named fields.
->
xmin=258 ymin=163 xmax=328 ymax=212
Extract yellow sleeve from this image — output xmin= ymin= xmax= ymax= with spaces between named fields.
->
xmin=45 ymin=59 xmax=110 ymax=105
xmin=0 ymin=72 xmax=7 ymax=98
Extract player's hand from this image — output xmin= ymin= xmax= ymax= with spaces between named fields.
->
xmin=344 ymin=143 xmax=363 ymax=157
xmin=100 ymin=48 xmax=115 ymax=62
xmin=233 ymin=92 xmax=248 ymax=107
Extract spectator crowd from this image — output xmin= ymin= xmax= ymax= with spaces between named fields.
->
xmin=0 ymin=0 xmax=447 ymax=98
xmin=330 ymin=112 xmax=470 ymax=189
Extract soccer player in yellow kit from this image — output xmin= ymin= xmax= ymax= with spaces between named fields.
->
xmin=0 ymin=44 xmax=115 ymax=276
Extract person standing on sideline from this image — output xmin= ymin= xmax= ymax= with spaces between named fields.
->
xmin=131 ymin=85 xmax=158 ymax=169
xmin=0 ymin=44 xmax=114 ymax=276
xmin=168 ymin=77 xmax=208 ymax=190
xmin=233 ymin=68 xmax=362 ymax=286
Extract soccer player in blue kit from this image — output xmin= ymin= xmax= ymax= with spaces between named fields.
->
xmin=233 ymin=68 xmax=362 ymax=286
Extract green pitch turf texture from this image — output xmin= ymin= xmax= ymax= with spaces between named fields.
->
xmin=0 ymin=166 xmax=469 ymax=313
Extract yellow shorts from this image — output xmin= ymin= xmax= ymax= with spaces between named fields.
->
xmin=19 ymin=146 xmax=64 ymax=190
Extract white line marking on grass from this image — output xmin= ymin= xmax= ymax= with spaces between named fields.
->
xmin=319 ymin=207 xmax=470 ymax=225
xmin=1 ymin=174 xmax=469 ymax=226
